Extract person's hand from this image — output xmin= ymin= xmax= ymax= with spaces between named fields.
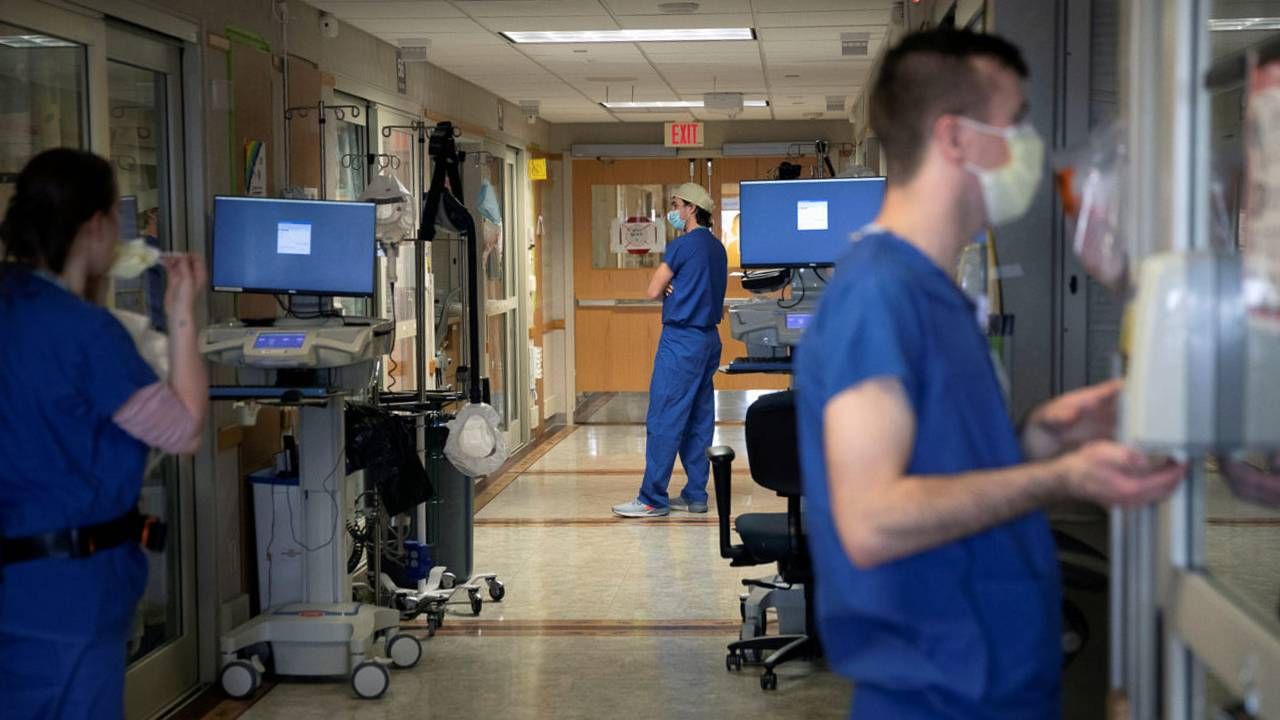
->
xmin=1057 ymin=440 xmax=1184 ymax=508
xmin=1221 ymin=456 xmax=1280 ymax=507
xmin=665 ymin=283 xmax=674 ymax=297
xmin=1023 ymin=379 xmax=1123 ymax=460
xmin=161 ymin=254 xmax=206 ymax=326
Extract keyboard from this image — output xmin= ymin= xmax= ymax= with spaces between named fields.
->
xmin=724 ymin=357 xmax=793 ymax=374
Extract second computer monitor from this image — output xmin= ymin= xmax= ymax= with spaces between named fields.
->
xmin=739 ymin=177 xmax=886 ymax=268
xmin=212 ymin=196 xmax=376 ymax=297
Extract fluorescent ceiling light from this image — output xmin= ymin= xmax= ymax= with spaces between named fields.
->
xmin=0 ymin=34 xmax=78 ymax=48
xmin=1209 ymin=17 xmax=1280 ymax=31
xmin=602 ymin=99 xmax=769 ymax=110
xmin=501 ymin=28 xmax=755 ymax=44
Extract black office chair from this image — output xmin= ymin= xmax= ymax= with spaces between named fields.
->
xmin=706 ymin=390 xmax=819 ymax=692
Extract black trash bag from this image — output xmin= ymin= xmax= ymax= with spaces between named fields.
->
xmin=345 ymin=402 xmax=433 ymax=517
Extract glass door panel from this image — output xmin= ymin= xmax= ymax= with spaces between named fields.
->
xmin=0 ymin=21 xmax=87 ymax=207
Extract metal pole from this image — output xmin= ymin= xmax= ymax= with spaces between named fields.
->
xmin=415 ymin=123 xmax=428 ymax=402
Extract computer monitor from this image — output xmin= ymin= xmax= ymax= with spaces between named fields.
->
xmin=212 ymin=196 xmax=376 ymax=296
xmin=118 ymin=195 xmax=138 ymax=240
xmin=738 ymin=177 xmax=886 ymax=268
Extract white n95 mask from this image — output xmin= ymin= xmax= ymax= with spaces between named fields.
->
xmin=959 ymin=118 xmax=1045 ymax=227
xmin=110 ymin=238 xmax=161 ymax=280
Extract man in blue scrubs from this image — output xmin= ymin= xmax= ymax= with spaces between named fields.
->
xmin=614 ymin=183 xmax=727 ymax=518
xmin=794 ymin=30 xmax=1184 ymax=717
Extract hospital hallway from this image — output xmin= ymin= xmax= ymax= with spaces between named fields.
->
xmin=193 ymin=392 xmax=852 ymax=719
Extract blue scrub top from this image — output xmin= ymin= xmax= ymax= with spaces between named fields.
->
xmin=661 ymin=226 xmax=727 ymax=328
xmin=0 ymin=267 xmax=155 ymax=640
xmin=794 ymin=232 xmax=1062 ymax=718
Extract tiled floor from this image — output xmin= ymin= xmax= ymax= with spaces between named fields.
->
xmin=234 ymin=419 xmax=851 ymax=719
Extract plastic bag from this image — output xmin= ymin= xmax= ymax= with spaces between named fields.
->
xmin=444 ymin=403 xmax=509 ymax=477
xmin=1055 ymin=121 xmax=1129 ymax=292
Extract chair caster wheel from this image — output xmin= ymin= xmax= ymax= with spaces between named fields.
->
xmin=469 ymin=590 xmax=483 ymax=615
xmin=760 ymin=670 xmax=778 ymax=691
xmin=488 ymin=579 xmax=505 ymax=601
xmin=726 ymin=653 xmax=743 ymax=672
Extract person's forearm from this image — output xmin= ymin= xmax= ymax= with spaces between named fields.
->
xmin=836 ymin=460 xmax=1066 ymax=568
xmin=167 ymin=310 xmax=208 ymax=424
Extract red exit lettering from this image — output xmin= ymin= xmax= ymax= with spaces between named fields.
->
xmin=665 ymin=122 xmax=704 ymax=148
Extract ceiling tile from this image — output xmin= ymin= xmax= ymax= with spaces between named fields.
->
xmin=310 ymin=1 xmax=465 ymax=19
xmin=612 ymin=13 xmax=755 ymax=28
xmin=348 ymin=17 xmax=487 ymax=34
xmin=471 ymin=15 xmax=622 ymax=32
xmin=757 ymin=0 xmax=892 ymax=12
xmin=451 ymin=0 xmax=613 ymax=17
xmin=602 ymin=0 xmax=752 ymax=13
xmin=755 ymin=12 xmax=888 ymax=28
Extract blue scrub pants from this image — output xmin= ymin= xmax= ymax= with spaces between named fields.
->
xmin=0 ymin=546 xmax=145 ymax=720
xmin=639 ymin=324 xmax=722 ymax=508
xmin=0 ymin=632 xmax=127 ymax=720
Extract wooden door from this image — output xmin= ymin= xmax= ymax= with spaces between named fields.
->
xmin=573 ymin=157 xmax=814 ymax=393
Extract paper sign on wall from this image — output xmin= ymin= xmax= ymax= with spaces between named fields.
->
xmin=245 ymin=141 xmax=267 ymax=197
xmin=530 ymin=158 xmax=548 ymax=181
xmin=611 ymin=219 xmax=665 ymax=255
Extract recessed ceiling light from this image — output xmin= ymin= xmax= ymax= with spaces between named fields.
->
xmin=585 ymin=76 xmax=639 ymax=83
xmin=601 ymin=99 xmax=769 ymax=110
xmin=502 ymin=28 xmax=755 ymax=44
xmin=1209 ymin=17 xmax=1280 ymax=31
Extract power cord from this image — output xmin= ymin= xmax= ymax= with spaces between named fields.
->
xmin=284 ymin=446 xmax=346 ymax=553
xmin=778 ymin=277 xmax=806 ymax=309
xmin=274 ymin=295 xmax=343 ymax=320
xmin=386 ymin=281 xmax=399 ymax=391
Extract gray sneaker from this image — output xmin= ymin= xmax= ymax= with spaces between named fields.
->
xmin=612 ymin=499 xmax=669 ymax=518
xmin=669 ymin=496 xmax=709 ymax=514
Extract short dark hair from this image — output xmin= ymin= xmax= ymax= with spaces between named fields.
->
xmin=869 ymin=29 xmax=1028 ymax=182
xmin=694 ymin=206 xmax=713 ymax=229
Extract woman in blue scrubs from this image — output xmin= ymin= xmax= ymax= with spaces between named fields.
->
xmin=614 ymin=183 xmax=727 ymax=518
xmin=0 ymin=149 xmax=207 ymax=720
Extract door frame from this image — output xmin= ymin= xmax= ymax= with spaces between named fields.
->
xmin=104 ymin=22 xmax=203 ymax=720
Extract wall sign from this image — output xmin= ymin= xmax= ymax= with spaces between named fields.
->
xmin=665 ymin=122 xmax=704 ymax=148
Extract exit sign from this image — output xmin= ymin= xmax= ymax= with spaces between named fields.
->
xmin=665 ymin=122 xmax=704 ymax=148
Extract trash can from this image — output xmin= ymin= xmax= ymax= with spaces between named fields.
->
xmin=424 ymin=416 xmax=475 ymax=581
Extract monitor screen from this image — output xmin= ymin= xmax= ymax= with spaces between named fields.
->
xmin=118 ymin=195 xmax=138 ymax=240
xmin=212 ymin=196 xmax=376 ymax=296
xmin=738 ymin=177 xmax=886 ymax=268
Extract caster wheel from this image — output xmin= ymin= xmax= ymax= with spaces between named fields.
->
xmin=761 ymin=670 xmax=778 ymax=691
xmin=220 ymin=659 xmax=260 ymax=699
xmin=426 ymin=615 xmax=438 ymax=637
xmin=488 ymin=580 xmax=506 ymax=602
xmin=387 ymin=633 xmax=423 ymax=669
xmin=726 ymin=653 xmax=743 ymax=672
xmin=351 ymin=660 xmax=389 ymax=699
xmin=469 ymin=591 xmax=483 ymax=616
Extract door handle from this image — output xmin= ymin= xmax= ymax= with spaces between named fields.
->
xmin=1069 ymin=275 xmax=1079 ymax=295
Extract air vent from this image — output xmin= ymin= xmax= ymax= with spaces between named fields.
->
xmin=659 ymin=2 xmax=700 ymax=13
xmin=398 ymin=39 xmax=430 ymax=62
xmin=825 ymin=95 xmax=846 ymax=112
xmin=841 ymin=32 xmax=870 ymax=57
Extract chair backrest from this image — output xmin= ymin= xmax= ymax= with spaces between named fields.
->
xmin=744 ymin=391 xmax=802 ymax=497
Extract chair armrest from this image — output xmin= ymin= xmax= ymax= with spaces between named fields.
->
xmin=707 ymin=446 xmax=736 ymax=559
